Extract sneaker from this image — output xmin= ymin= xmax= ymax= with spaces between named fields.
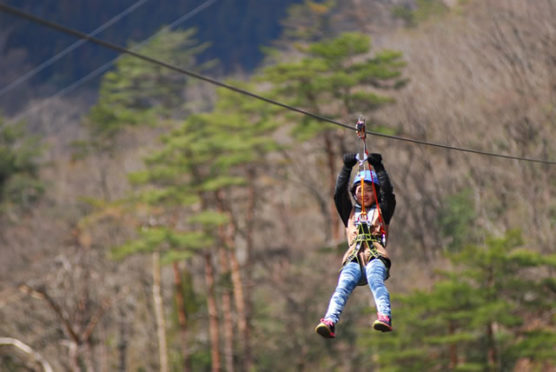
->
xmin=315 ymin=318 xmax=336 ymax=338
xmin=373 ymin=314 xmax=392 ymax=332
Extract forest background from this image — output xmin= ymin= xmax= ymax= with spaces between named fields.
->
xmin=0 ymin=0 xmax=555 ymax=371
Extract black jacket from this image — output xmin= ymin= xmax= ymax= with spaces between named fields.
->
xmin=333 ymin=163 xmax=396 ymax=228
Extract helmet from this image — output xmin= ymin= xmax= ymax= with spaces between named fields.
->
xmin=351 ymin=170 xmax=379 ymax=195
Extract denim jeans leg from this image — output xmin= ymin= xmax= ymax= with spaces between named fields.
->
xmin=323 ymin=262 xmax=361 ymax=324
xmin=365 ymin=259 xmax=391 ymax=317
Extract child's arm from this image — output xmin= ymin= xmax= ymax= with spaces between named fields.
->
xmin=368 ymin=154 xmax=396 ymax=225
xmin=334 ymin=153 xmax=356 ymax=227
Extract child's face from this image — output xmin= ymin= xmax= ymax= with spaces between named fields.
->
xmin=355 ymin=183 xmax=375 ymax=207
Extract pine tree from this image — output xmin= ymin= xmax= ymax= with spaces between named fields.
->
xmin=88 ymin=28 xmax=212 ymax=137
xmin=78 ymin=28 xmax=212 ymax=371
xmin=0 ymin=116 xmax=43 ymax=219
xmin=438 ymin=188 xmax=481 ymax=253
xmin=115 ymin=81 xmax=279 ymax=371
xmin=359 ymin=229 xmax=556 ymax=371
xmin=259 ymin=32 xmax=406 ymax=242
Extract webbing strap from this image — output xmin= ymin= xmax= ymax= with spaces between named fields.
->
xmin=353 ymin=223 xmax=381 ymax=257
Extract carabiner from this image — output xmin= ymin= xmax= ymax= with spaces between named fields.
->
xmin=355 ymin=117 xmax=366 ymax=140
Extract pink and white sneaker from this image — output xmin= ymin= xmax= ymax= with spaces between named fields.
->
xmin=315 ymin=318 xmax=336 ymax=338
xmin=373 ymin=314 xmax=392 ymax=332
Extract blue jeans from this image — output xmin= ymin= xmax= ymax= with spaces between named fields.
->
xmin=323 ymin=259 xmax=391 ymax=324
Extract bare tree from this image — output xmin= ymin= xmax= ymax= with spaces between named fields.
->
xmin=0 ymin=337 xmax=54 ymax=372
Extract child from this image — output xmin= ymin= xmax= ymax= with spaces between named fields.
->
xmin=315 ymin=152 xmax=396 ymax=338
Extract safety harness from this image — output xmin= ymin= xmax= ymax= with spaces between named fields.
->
xmin=341 ymin=118 xmax=388 ymax=282
xmin=345 ymin=205 xmax=382 ymax=263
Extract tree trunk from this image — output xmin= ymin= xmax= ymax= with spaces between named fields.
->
xmin=83 ymin=342 xmax=95 ymax=372
xmin=243 ymin=171 xmax=256 ymax=371
xmin=216 ymin=188 xmax=251 ymax=372
xmin=229 ymin=251 xmax=247 ymax=368
xmin=172 ymin=262 xmax=191 ymax=372
xmin=219 ymin=247 xmax=235 ymax=372
xmin=204 ymin=253 xmax=221 ymax=372
xmin=68 ymin=341 xmax=79 ymax=372
xmin=448 ymin=321 xmax=458 ymax=369
xmin=152 ymin=252 xmax=169 ymax=372
xmin=486 ymin=322 xmax=497 ymax=370
xmin=485 ymin=267 xmax=498 ymax=371
xmin=221 ymin=223 xmax=248 ymax=368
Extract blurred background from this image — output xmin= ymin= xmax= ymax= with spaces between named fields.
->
xmin=0 ymin=0 xmax=554 ymax=371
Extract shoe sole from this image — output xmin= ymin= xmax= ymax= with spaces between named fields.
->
xmin=315 ymin=324 xmax=335 ymax=338
xmin=373 ymin=321 xmax=392 ymax=332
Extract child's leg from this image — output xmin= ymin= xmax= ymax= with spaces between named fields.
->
xmin=322 ymin=261 xmax=361 ymax=324
xmin=365 ymin=258 xmax=391 ymax=319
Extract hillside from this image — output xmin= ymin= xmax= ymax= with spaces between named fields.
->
xmin=0 ymin=0 xmax=554 ymax=371
xmin=0 ymin=0 xmax=302 ymax=113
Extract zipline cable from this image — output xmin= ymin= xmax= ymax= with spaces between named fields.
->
xmin=10 ymin=0 xmax=220 ymax=121
xmin=0 ymin=0 xmax=151 ymax=97
xmin=0 ymin=3 xmax=554 ymax=166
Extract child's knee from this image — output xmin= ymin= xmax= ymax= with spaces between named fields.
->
xmin=367 ymin=273 xmax=384 ymax=288
xmin=335 ymin=286 xmax=351 ymax=298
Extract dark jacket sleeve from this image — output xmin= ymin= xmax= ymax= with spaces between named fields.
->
xmin=333 ymin=165 xmax=353 ymax=227
xmin=374 ymin=163 xmax=396 ymax=225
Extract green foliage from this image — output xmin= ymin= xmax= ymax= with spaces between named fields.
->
xmin=509 ymin=330 xmax=556 ymax=362
xmin=137 ymin=187 xmax=200 ymax=206
xmin=360 ymin=229 xmax=556 ymax=370
xmin=187 ymin=210 xmax=229 ymax=228
xmin=280 ymin=0 xmax=337 ymax=43
xmin=438 ymin=188 xmax=479 ymax=252
xmin=116 ymin=78 xmax=280 ymax=264
xmin=392 ymin=0 xmax=450 ymax=28
xmin=111 ymin=227 xmax=212 ymax=261
xmin=349 ymin=91 xmax=395 ymax=111
xmin=111 ymin=227 xmax=168 ymax=259
xmin=87 ymin=28 xmax=210 ymax=143
xmin=308 ymin=32 xmax=370 ymax=59
xmin=0 ymin=117 xmax=43 ymax=215
xmin=259 ymin=32 xmax=406 ymax=141
xmin=290 ymin=118 xmax=326 ymax=142
xmin=199 ymin=176 xmax=246 ymax=192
